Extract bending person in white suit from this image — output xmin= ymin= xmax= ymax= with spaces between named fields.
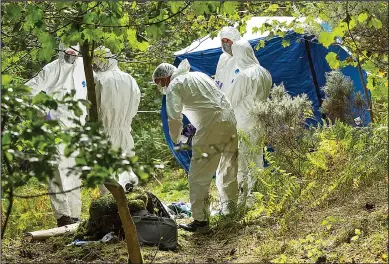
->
xmin=153 ymin=59 xmax=238 ymax=232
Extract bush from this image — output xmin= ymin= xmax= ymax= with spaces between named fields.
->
xmin=321 ymin=71 xmax=368 ymax=125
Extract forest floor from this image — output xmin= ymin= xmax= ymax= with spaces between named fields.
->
xmin=2 ymin=170 xmax=388 ymax=263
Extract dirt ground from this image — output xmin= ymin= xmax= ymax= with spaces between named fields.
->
xmin=2 ymin=180 xmax=388 ymax=263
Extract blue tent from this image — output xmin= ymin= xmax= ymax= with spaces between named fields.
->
xmin=160 ymin=17 xmax=369 ymax=173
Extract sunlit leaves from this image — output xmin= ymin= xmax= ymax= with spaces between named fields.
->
xmin=220 ymin=1 xmax=238 ymax=15
xmin=268 ymin=4 xmax=279 ymax=12
xmin=281 ymin=40 xmax=290 ymax=48
xmin=357 ymin=12 xmax=369 ymax=23
xmin=82 ymin=28 xmax=104 ymax=42
xmin=168 ymin=1 xmax=185 ymax=13
xmin=368 ymin=17 xmax=383 ymax=29
xmin=326 ymin=52 xmax=340 ymax=69
xmin=318 ymin=32 xmax=335 ymax=48
xmin=23 ymin=5 xmax=44 ymax=30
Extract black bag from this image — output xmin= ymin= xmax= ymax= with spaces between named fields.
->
xmin=132 ymin=192 xmax=178 ymax=250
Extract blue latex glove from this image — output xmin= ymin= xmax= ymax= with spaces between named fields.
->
xmin=45 ymin=112 xmax=52 ymax=121
xmin=182 ymin=124 xmax=196 ymax=137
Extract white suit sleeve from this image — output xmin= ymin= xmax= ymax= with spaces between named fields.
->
xmin=25 ymin=67 xmax=48 ymax=96
xmin=166 ymin=83 xmax=183 ymax=144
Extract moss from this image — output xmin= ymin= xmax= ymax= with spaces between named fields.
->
xmin=75 ymin=187 xmax=148 ymax=240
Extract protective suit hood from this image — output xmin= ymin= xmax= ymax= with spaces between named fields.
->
xmin=93 ymin=46 xmax=119 ymax=72
xmin=171 ymin=59 xmax=190 ymax=80
xmin=215 ymin=27 xmax=242 ymax=92
xmin=231 ymin=39 xmax=260 ymax=69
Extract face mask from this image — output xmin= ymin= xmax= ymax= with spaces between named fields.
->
xmin=64 ymin=53 xmax=77 ymax=64
xmin=157 ymin=83 xmax=167 ymax=94
xmin=222 ymin=42 xmax=232 ymax=56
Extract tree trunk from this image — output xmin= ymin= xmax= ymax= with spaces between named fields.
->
xmin=81 ymin=41 xmax=142 ymax=264
xmin=80 ymin=40 xmax=99 ymax=122
xmin=104 ymin=181 xmax=143 ymax=264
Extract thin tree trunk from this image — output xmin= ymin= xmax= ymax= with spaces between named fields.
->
xmin=81 ymin=40 xmax=98 ymax=122
xmin=104 ymin=182 xmax=143 ymax=264
xmin=81 ymin=41 xmax=142 ymax=264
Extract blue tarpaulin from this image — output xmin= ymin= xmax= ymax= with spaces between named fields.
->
xmin=160 ymin=30 xmax=369 ymax=173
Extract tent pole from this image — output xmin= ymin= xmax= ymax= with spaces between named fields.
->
xmin=356 ymin=56 xmax=374 ymax=123
xmin=304 ymin=36 xmax=325 ymax=119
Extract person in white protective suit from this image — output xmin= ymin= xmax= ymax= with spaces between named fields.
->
xmin=25 ymin=43 xmax=87 ymax=227
xmin=214 ymin=26 xmax=241 ymax=93
xmin=225 ymin=39 xmax=272 ymax=205
xmin=152 ymin=59 xmax=238 ymax=232
xmin=92 ymin=47 xmax=141 ymax=194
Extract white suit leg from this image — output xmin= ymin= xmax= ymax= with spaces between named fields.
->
xmin=237 ymin=132 xmax=264 ymax=206
xmin=48 ymin=144 xmax=82 ymax=219
xmin=189 ymin=121 xmax=238 ymax=221
xmin=188 ymin=137 xmax=221 ymax=221
xmin=215 ymin=124 xmax=239 ymax=215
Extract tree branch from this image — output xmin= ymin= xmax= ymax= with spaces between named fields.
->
xmin=13 ymin=185 xmax=83 ymax=199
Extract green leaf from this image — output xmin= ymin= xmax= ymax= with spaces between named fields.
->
xmin=355 ymin=228 xmax=361 ymax=235
xmin=349 ymin=18 xmax=357 ymax=30
xmin=332 ymin=22 xmax=347 ymax=38
xmin=326 ymin=52 xmax=340 ymax=69
xmin=268 ymin=4 xmax=279 ymax=12
xmin=294 ymin=27 xmax=305 ymax=34
xmin=193 ymin=2 xmax=211 ymax=15
xmin=256 ymin=39 xmax=265 ymax=50
xmin=5 ymin=151 xmax=13 ymax=162
xmin=2 ymin=75 xmax=12 ymax=86
xmin=281 ymin=40 xmax=290 ymax=48
xmin=369 ymin=17 xmax=382 ymax=29
xmin=24 ymin=6 xmax=44 ymax=30
xmin=32 ymin=93 xmax=50 ymax=104
xmin=2 ymin=132 xmax=11 ymax=146
xmin=168 ymin=1 xmax=184 ymax=13
xmin=75 ymin=157 xmax=87 ymax=165
xmin=6 ymin=4 xmax=23 ymax=23
xmin=318 ymin=31 xmax=334 ymax=48
xmin=358 ymin=12 xmax=369 ymax=23
xmin=350 ymin=235 xmax=359 ymax=241
xmin=222 ymin=1 xmax=238 ymax=15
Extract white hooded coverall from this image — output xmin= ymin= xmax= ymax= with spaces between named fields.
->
xmin=225 ymin=39 xmax=272 ymax=201
xmin=214 ymin=26 xmax=241 ymax=93
xmin=94 ymin=48 xmax=141 ymax=192
xmin=166 ymin=60 xmax=239 ymax=221
xmin=25 ymin=44 xmax=87 ymax=220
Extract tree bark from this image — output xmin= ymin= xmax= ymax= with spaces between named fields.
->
xmin=104 ymin=181 xmax=143 ymax=264
xmin=80 ymin=40 xmax=99 ymax=122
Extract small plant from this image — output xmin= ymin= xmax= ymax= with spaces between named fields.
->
xmin=321 ymin=71 xmax=368 ymax=125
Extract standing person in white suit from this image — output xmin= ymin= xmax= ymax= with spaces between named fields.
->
xmin=152 ymin=59 xmax=238 ymax=232
xmin=225 ymin=39 xmax=272 ymax=205
xmin=93 ymin=47 xmax=141 ymax=194
xmin=214 ymin=26 xmax=241 ymax=94
xmin=25 ymin=43 xmax=87 ymax=227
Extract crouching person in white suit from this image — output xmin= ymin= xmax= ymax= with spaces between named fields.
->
xmin=92 ymin=47 xmax=141 ymax=194
xmin=25 ymin=43 xmax=87 ymax=227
